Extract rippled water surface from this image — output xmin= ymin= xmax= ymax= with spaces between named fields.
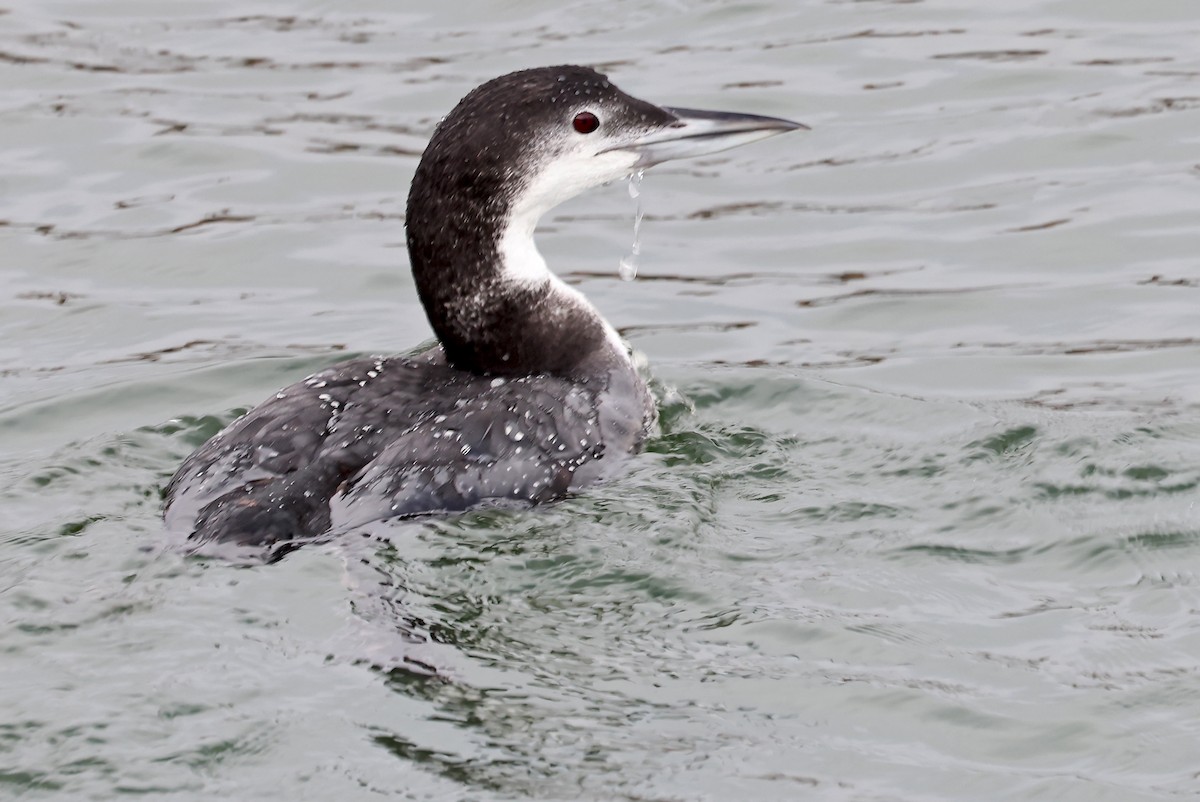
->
xmin=3 ymin=0 xmax=1200 ymax=799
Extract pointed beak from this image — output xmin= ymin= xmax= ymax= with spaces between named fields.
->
xmin=607 ymin=106 xmax=808 ymax=167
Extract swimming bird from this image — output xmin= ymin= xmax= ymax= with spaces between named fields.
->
xmin=164 ymin=65 xmax=804 ymax=555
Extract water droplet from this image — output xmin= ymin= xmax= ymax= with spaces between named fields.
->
xmin=618 ymin=256 xmax=637 ymax=282
xmin=619 ymin=169 xmax=645 ymax=282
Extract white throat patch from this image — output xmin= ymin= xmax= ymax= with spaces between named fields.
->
xmin=498 ymin=145 xmax=639 ymax=285
xmin=492 ymin=137 xmax=641 ymax=363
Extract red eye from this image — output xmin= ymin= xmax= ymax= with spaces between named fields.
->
xmin=572 ymin=111 xmax=600 ymax=134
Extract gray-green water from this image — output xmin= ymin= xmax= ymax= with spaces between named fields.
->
xmin=3 ymin=1 xmax=1200 ymax=799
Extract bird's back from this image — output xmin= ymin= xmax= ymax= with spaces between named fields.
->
xmin=164 ymin=347 xmax=653 ymax=550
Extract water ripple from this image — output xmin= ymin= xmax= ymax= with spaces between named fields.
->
xmin=3 ymin=0 xmax=1200 ymax=799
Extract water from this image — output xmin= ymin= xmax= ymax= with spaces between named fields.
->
xmin=619 ymin=169 xmax=644 ymax=281
xmin=2 ymin=0 xmax=1200 ymax=799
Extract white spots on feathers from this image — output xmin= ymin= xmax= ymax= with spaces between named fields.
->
xmin=174 ymin=347 xmax=650 ymax=537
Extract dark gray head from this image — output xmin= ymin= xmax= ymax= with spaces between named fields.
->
xmin=412 ymin=67 xmax=674 ymax=216
xmin=405 ymin=66 xmax=805 ymax=377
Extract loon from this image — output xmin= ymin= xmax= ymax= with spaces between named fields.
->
xmin=164 ymin=65 xmax=804 ymax=555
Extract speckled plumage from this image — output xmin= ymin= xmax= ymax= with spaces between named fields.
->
xmin=165 ymin=347 xmax=652 ymax=549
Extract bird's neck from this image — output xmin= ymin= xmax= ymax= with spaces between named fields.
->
xmin=405 ymin=157 xmax=616 ymax=378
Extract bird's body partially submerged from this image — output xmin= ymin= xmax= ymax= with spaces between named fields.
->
xmin=164 ymin=65 xmax=803 ymax=555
